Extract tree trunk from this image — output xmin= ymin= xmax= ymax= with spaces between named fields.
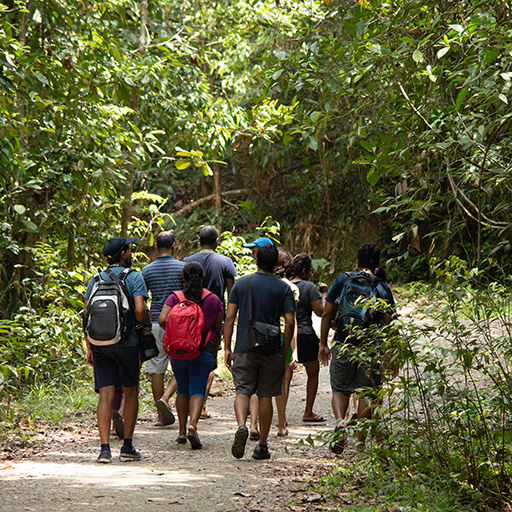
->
xmin=120 ymin=0 xmax=147 ymax=237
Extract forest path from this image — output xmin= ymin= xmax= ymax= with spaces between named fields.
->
xmin=0 ymin=364 xmax=338 ymax=512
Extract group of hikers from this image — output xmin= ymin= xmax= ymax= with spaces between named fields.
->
xmin=82 ymin=226 xmax=396 ymax=463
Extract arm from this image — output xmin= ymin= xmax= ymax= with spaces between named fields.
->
xmin=319 ymin=300 xmax=335 ymax=366
xmin=226 ymin=277 xmax=235 ymax=297
xmin=159 ymin=304 xmax=172 ymax=330
xmin=83 ymin=298 xmax=93 ymax=366
xmin=134 ymin=295 xmax=146 ymax=324
xmin=223 ymin=302 xmax=238 ymax=371
xmin=282 ymin=311 xmax=296 ymax=356
xmin=311 ymin=297 xmax=324 ymax=318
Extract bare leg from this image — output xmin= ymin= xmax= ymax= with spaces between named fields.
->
xmin=188 ymin=395 xmax=204 ymax=434
xmin=302 ymin=360 xmax=320 ymax=420
xmin=234 ymin=394 xmax=250 ymax=426
xmin=160 ymin=375 xmax=177 ymax=404
xmin=122 ymin=385 xmax=139 ymax=440
xmin=258 ymin=396 xmax=273 ymax=446
xmin=201 ymin=371 xmax=215 ymax=418
xmin=332 ymin=392 xmax=350 ymax=424
xmin=98 ymin=385 xmax=115 ymax=444
xmin=249 ymin=394 xmax=259 ymax=436
xmin=175 ymin=394 xmax=189 ymax=439
xmin=356 ymin=396 xmax=373 ymax=448
xmin=275 ymin=364 xmax=293 ymax=435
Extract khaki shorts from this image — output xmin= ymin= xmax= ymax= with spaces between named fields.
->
xmin=232 ymin=351 xmax=285 ymax=398
xmin=144 ymin=323 xmax=169 ymax=375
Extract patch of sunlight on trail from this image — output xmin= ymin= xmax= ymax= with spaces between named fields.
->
xmin=0 ymin=461 xmax=220 ymax=487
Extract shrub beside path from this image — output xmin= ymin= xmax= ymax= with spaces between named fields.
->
xmin=0 ymin=365 xmax=338 ymax=511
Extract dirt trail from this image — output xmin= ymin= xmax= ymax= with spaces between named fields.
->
xmin=0 ymin=365 xmax=338 ymax=512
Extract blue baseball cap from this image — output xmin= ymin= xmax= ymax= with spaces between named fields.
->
xmin=103 ymin=236 xmax=137 ymax=257
xmin=244 ymin=237 xmax=274 ymax=248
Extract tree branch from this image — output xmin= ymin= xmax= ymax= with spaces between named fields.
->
xmin=173 ymin=189 xmax=249 ymax=217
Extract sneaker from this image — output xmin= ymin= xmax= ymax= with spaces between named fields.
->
xmin=97 ymin=450 xmax=112 ymax=464
xmin=231 ymin=425 xmax=249 ymax=459
xmin=252 ymin=444 xmax=270 ymax=460
xmin=331 ymin=426 xmax=346 ymax=455
xmin=120 ymin=445 xmax=141 ymax=461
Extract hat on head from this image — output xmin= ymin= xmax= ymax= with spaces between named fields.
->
xmin=103 ymin=236 xmax=137 ymax=257
xmin=244 ymin=237 xmax=273 ymax=248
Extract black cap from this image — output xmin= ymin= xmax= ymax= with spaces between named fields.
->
xmin=102 ymin=236 xmax=137 ymax=257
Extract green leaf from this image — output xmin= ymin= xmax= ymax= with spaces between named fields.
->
xmin=366 ymin=167 xmax=380 ymax=187
xmin=14 ymin=204 xmax=26 ymax=215
xmin=499 ymin=93 xmax=508 ymax=105
xmin=412 ymin=49 xmax=424 ymax=63
xmin=456 ymin=86 xmax=469 ymax=112
xmin=437 ymin=47 xmax=449 ymax=59
xmin=33 ymin=72 xmax=49 ymax=85
xmin=175 ymin=160 xmax=191 ymax=170
xmin=307 ymin=136 xmax=318 ymax=151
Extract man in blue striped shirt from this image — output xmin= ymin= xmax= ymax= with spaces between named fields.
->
xmin=142 ymin=231 xmax=185 ymax=426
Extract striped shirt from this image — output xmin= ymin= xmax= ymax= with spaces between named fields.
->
xmin=141 ymin=255 xmax=185 ymax=321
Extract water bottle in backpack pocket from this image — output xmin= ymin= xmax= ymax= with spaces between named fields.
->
xmin=83 ymin=268 xmax=133 ymax=346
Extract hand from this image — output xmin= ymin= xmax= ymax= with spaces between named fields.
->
xmin=86 ymin=346 xmax=93 ymax=366
xmin=318 ymin=282 xmax=329 ymax=294
xmin=289 ymin=351 xmax=299 ymax=370
xmin=318 ymin=345 xmax=330 ymax=366
xmin=224 ymin=349 xmax=233 ymax=372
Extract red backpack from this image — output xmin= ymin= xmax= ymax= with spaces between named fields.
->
xmin=163 ymin=290 xmax=212 ymax=360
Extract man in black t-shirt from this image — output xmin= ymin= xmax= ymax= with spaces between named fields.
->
xmin=224 ymin=244 xmax=296 ymax=460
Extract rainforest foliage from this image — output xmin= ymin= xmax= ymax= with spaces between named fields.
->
xmin=1 ymin=0 xmax=512 ymax=508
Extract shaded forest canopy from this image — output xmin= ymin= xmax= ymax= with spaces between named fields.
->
xmin=1 ymin=0 xmax=512 ymax=315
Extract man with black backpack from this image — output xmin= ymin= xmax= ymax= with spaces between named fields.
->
xmin=319 ymin=243 xmax=396 ymax=454
xmin=83 ymin=236 xmax=148 ymax=463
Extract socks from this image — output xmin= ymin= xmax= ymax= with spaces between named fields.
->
xmin=101 ymin=443 xmax=111 ymax=453
xmin=123 ymin=438 xmax=133 ymax=449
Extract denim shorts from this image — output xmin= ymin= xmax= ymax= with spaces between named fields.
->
xmin=170 ymin=351 xmax=214 ymax=398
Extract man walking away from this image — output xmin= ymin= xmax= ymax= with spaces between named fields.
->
xmin=224 ymin=243 xmax=296 ymax=460
xmin=184 ymin=226 xmax=237 ymax=417
xmin=319 ymin=243 xmax=396 ymax=453
xmin=141 ymin=231 xmax=184 ymax=426
xmin=84 ymin=236 xmax=148 ymax=463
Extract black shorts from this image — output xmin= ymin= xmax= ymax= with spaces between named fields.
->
xmin=91 ymin=345 xmax=140 ymax=392
xmin=297 ymin=332 xmax=320 ymax=364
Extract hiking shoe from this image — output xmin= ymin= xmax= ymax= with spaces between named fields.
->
xmin=120 ymin=445 xmax=141 ymax=461
xmin=112 ymin=411 xmax=124 ymax=439
xmin=331 ymin=425 xmax=346 ymax=455
xmin=231 ymin=425 xmax=249 ymax=459
xmin=252 ymin=444 xmax=270 ymax=460
xmin=97 ymin=450 xmax=112 ymax=464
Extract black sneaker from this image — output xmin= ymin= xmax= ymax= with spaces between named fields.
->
xmin=120 ymin=445 xmax=141 ymax=461
xmin=252 ymin=444 xmax=270 ymax=460
xmin=331 ymin=426 xmax=346 ymax=455
xmin=97 ymin=450 xmax=112 ymax=464
xmin=231 ymin=425 xmax=249 ymax=459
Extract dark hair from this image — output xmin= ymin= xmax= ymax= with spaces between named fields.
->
xmin=290 ymin=253 xmax=312 ymax=279
xmin=274 ymin=247 xmax=293 ymax=278
xmin=199 ymin=226 xmax=219 ymax=247
xmin=107 ymin=244 xmax=129 ymax=265
xmin=357 ymin=243 xmax=380 ymax=272
xmin=374 ymin=267 xmax=387 ymax=282
xmin=256 ymin=244 xmax=278 ymax=273
xmin=182 ymin=261 xmax=204 ymax=303
xmin=156 ymin=231 xmax=176 ymax=249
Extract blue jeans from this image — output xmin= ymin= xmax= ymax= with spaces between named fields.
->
xmin=170 ymin=351 xmax=214 ymax=398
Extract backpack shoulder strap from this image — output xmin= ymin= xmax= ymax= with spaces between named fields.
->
xmin=174 ymin=290 xmax=186 ymax=303
xmin=104 ymin=268 xmax=136 ymax=314
xmin=200 ymin=289 xmax=212 ymax=301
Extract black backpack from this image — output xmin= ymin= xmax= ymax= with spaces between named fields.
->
xmin=83 ymin=268 xmax=134 ymax=346
xmin=333 ymin=271 xmax=380 ymax=342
